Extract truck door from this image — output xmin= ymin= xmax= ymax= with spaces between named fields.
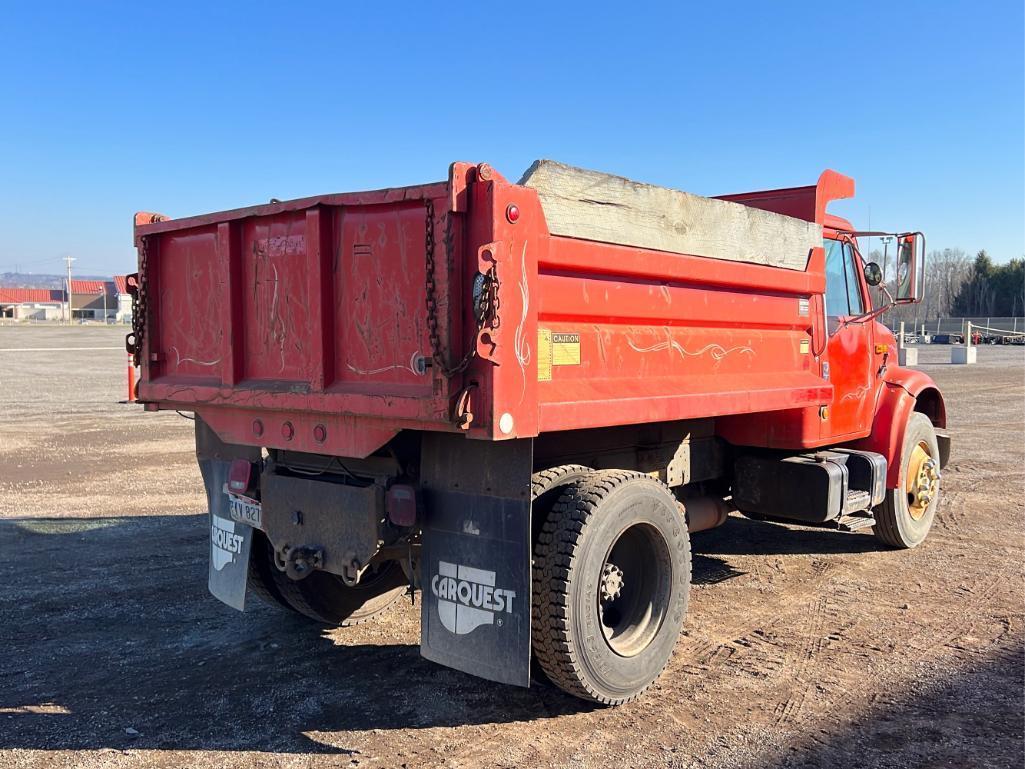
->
xmin=822 ymin=237 xmax=874 ymax=440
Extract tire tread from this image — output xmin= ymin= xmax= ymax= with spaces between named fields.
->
xmin=873 ymin=412 xmax=939 ymax=549
xmin=532 ymin=470 xmax=688 ymax=705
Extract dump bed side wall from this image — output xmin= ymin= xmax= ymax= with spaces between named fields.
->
xmin=477 ymin=171 xmax=833 ymax=440
xmin=530 ymin=236 xmax=832 ymax=434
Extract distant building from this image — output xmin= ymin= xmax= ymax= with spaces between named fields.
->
xmin=69 ymin=279 xmax=118 ymax=321
xmin=0 ymin=288 xmax=65 ymax=320
xmin=113 ymin=275 xmax=133 ymax=323
xmin=0 ymin=275 xmax=132 ymax=322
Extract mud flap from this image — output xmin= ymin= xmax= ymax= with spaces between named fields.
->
xmin=195 ymin=418 xmax=261 ymax=611
xmin=420 ymin=434 xmax=533 ymax=688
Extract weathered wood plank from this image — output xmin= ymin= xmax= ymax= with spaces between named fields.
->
xmin=519 ymin=160 xmax=821 ymax=271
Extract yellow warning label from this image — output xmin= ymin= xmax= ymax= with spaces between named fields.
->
xmin=538 ymin=330 xmax=580 ymax=380
xmin=552 ymin=332 xmax=581 ymax=366
xmin=537 ymin=329 xmax=553 ymax=381
xmin=800 ymin=339 xmax=810 ymax=354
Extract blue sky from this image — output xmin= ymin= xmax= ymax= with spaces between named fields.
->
xmin=1 ymin=1 xmax=1022 ymax=276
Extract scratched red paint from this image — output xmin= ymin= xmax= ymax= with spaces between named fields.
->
xmin=333 ymin=202 xmax=432 ymax=391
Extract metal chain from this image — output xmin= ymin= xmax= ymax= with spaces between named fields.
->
xmin=125 ymin=236 xmax=149 ymax=366
xmin=424 ymin=198 xmax=493 ymax=378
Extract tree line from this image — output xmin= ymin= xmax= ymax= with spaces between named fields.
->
xmin=869 ymin=248 xmax=1024 ymax=321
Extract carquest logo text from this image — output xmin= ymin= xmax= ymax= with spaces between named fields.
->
xmin=211 ymin=515 xmax=243 ymax=571
xmin=431 ymin=560 xmax=516 ymax=634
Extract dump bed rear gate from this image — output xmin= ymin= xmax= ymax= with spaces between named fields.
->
xmin=135 ymin=184 xmax=465 ymax=457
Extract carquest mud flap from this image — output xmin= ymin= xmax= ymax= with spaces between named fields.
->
xmin=420 ymin=434 xmax=533 ymax=688
xmin=195 ymin=418 xmax=261 ymax=611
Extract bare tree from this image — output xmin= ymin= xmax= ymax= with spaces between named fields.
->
xmin=924 ymin=248 xmax=971 ymax=318
xmin=864 ymin=247 xmax=971 ymax=329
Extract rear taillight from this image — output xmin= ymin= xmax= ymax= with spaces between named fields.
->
xmin=385 ymin=484 xmax=417 ymax=527
xmin=228 ymin=459 xmax=254 ymax=494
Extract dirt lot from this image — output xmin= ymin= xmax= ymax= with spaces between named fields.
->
xmin=1 ymin=326 xmax=1022 ymax=769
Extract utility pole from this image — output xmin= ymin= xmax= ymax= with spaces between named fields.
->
xmin=64 ymin=255 xmax=75 ymax=325
xmin=880 ymin=236 xmax=893 ymax=284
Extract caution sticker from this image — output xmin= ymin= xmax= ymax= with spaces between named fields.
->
xmin=800 ymin=339 xmax=810 ymax=354
xmin=552 ymin=333 xmax=581 ymax=366
xmin=537 ymin=330 xmax=580 ymax=380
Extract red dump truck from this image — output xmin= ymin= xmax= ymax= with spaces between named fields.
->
xmin=128 ymin=160 xmax=949 ymax=704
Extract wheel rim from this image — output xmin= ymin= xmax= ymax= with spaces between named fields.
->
xmin=597 ymin=523 xmax=673 ymax=657
xmin=905 ymin=440 xmax=940 ymax=520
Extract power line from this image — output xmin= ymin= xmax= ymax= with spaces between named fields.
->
xmin=0 ymin=256 xmax=66 ymax=272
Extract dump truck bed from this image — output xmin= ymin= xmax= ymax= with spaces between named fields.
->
xmin=133 ymin=161 xmax=835 ymax=457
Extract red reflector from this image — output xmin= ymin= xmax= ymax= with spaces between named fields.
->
xmin=506 ymin=204 xmax=520 ymax=223
xmin=228 ymin=459 xmax=253 ymax=493
xmin=385 ymin=484 xmax=417 ymax=527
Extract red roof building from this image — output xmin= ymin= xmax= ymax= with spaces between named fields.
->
xmin=1 ymin=277 xmax=131 ymax=321
xmin=0 ymin=288 xmax=65 ymax=320
xmin=69 ymin=279 xmax=107 ymax=294
xmin=0 ymin=288 xmax=64 ymax=303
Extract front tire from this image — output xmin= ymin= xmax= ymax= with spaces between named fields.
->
xmin=873 ymin=412 xmax=942 ymax=548
xmin=532 ymin=471 xmax=691 ymax=705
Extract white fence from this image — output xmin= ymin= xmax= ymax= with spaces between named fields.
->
xmin=887 ymin=317 xmax=1024 ymax=335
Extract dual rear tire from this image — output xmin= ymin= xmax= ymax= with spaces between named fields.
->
xmin=531 ymin=469 xmax=691 ymax=705
xmin=248 ymin=531 xmax=406 ymax=625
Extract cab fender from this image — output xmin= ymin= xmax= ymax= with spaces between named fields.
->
xmin=852 ymin=368 xmax=947 ymax=488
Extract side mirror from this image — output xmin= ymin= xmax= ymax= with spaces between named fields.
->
xmin=894 ymin=232 xmax=924 ymax=302
xmin=864 ymin=262 xmax=883 ymax=287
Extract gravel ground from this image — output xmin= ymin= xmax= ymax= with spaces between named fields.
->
xmin=1 ymin=326 xmax=1022 ymax=769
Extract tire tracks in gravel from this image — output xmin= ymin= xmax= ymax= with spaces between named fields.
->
xmin=772 ymin=588 xmax=857 ymax=729
xmin=677 ymin=549 xmax=1018 ymax=736
xmin=677 ymin=559 xmax=840 ymax=678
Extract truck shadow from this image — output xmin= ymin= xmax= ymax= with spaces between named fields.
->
xmin=687 ymin=516 xmax=879 ymax=586
xmin=759 ymin=645 xmax=1024 ymax=768
xmin=693 ymin=514 xmax=881 ymax=558
xmin=0 ymin=515 xmax=593 ymax=755
xmin=0 ymin=509 xmax=889 ymax=755
xmin=3 ymin=514 xmax=1018 ymax=763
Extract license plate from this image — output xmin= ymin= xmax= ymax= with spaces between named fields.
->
xmin=227 ymin=492 xmax=262 ymax=529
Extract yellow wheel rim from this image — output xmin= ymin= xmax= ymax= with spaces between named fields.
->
xmin=905 ymin=441 xmax=940 ymax=520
